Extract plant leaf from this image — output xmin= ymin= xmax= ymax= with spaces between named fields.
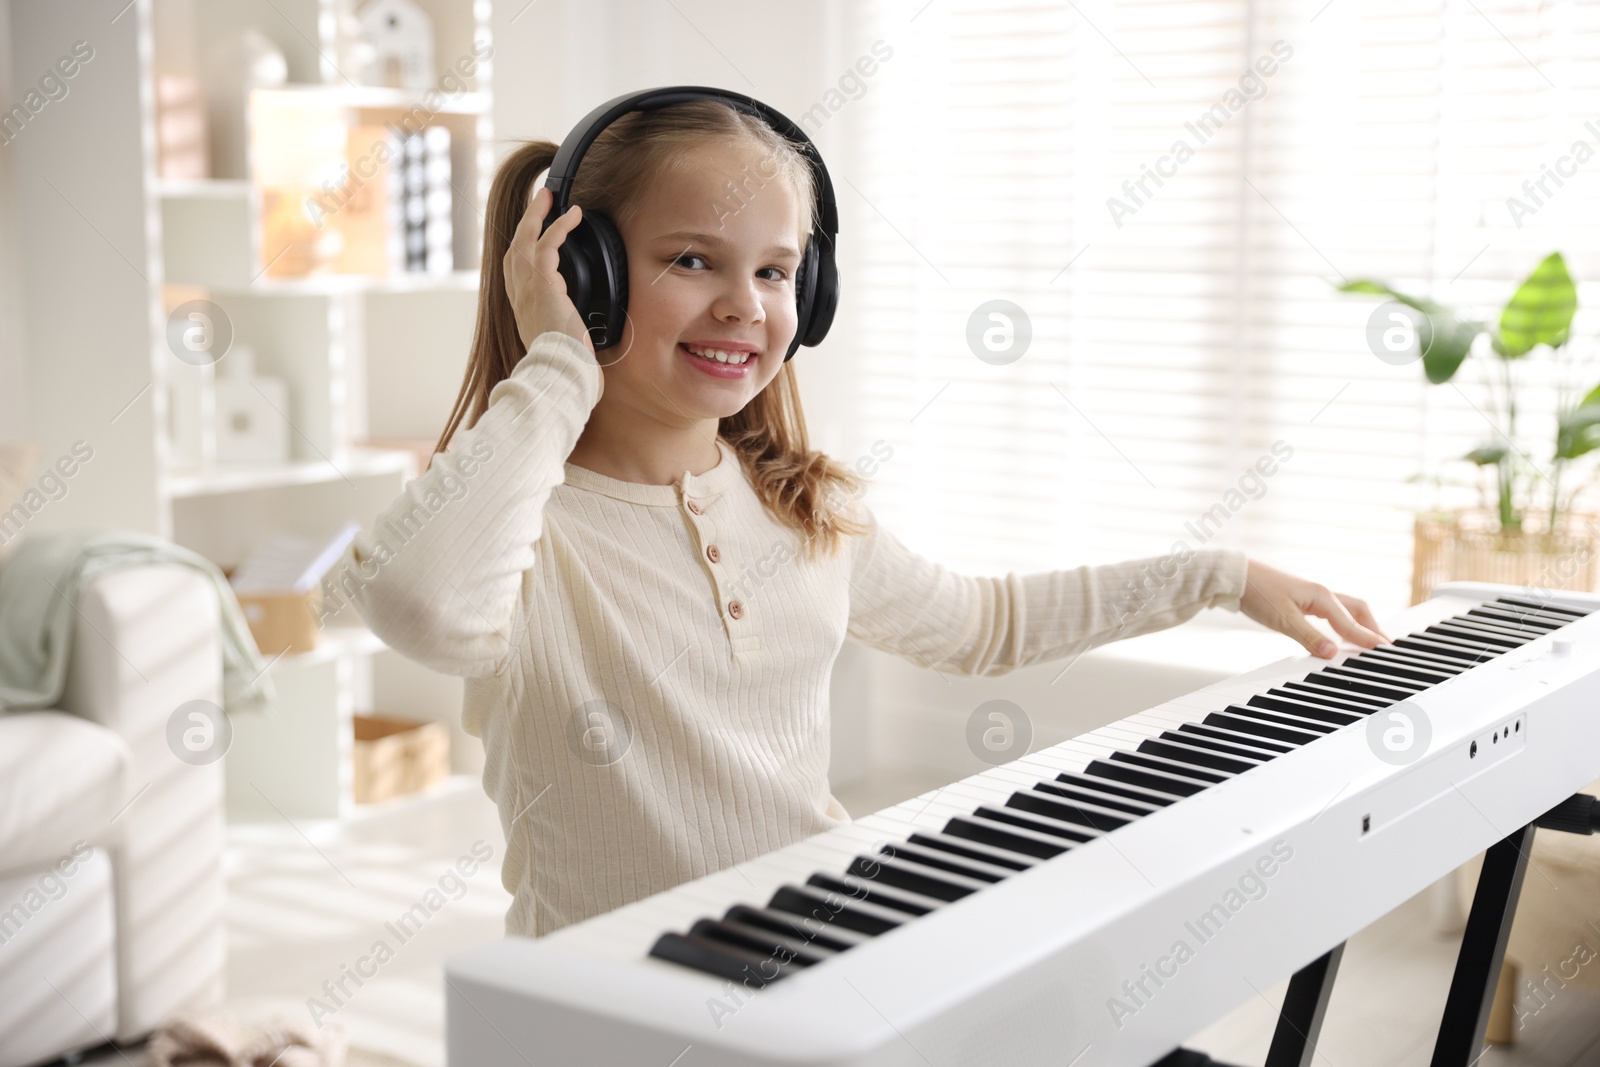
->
xmin=1337 ymin=280 xmax=1393 ymax=295
xmin=1497 ymin=252 xmax=1577 ymax=357
xmin=1337 ymin=278 xmax=1479 ymax=382
xmin=1465 ymin=444 xmax=1508 ymax=465
xmin=1556 ymin=403 xmax=1600 ymax=460
xmin=1422 ymin=312 xmax=1481 ymax=384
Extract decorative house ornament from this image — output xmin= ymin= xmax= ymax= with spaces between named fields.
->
xmin=214 ymin=345 xmax=291 ymax=464
xmin=357 ymin=0 xmax=435 ymax=92
xmin=202 ymin=27 xmax=287 ymax=179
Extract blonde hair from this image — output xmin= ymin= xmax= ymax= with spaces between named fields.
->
xmin=436 ymin=100 xmax=866 ymax=557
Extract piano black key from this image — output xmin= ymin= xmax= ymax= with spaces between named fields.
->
xmin=1491 ymin=596 xmax=1589 ymax=620
xmin=1108 ymin=749 xmax=1230 ymax=784
xmin=725 ymin=904 xmax=871 ymax=951
xmin=1250 ymin=690 xmax=1369 ymax=722
xmin=1139 ymin=737 xmax=1262 ymax=775
xmin=1408 ymin=627 xmax=1504 ymax=659
xmin=944 ymin=815 xmax=1073 ymax=859
xmin=907 ymin=830 xmax=1040 ymax=871
xmin=1468 ymin=607 xmax=1561 ymax=632
xmin=847 ymin=853 xmax=987 ymax=902
xmin=1176 ymin=721 xmax=1293 ymax=755
xmin=1368 ymin=642 xmax=1474 ymax=670
xmin=1030 ymin=779 xmax=1161 ymax=819
xmin=1084 ymin=758 xmax=1208 ymax=797
xmin=1007 ymin=787 xmax=1135 ymax=832
xmin=1440 ymin=613 xmax=1543 ymax=642
xmin=881 ymin=839 xmax=1014 ymax=882
xmin=648 ymin=931 xmax=797 ymax=987
xmin=1205 ymin=711 xmax=1322 ymax=746
xmin=768 ymin=883 xmax=905 ymax=936
xmin=1354 ymin=647 xmax=1464 ymax=676
xmin=1394 ymin=637 xmax=1495 ymax=665
xmin=1223 ymin=703 xmax=1339 ymax=734
xmin=1282 ymin=680 xmax=1389 ymax=708
xmin=972 ymin=804 xmax=1101 ymax=842
xmin=1164 ymin=727 xmax=1284 ymax=762
xmin=690 ymin=917 xmax=834 ymax=966
xmin=1430 ymin=620 xmax=1528 ymax=647
xmin=807 ymin=872 xmax=942 ymax=916
xmin=1308 ymin=668 xmax=1416 ymax=700
xmin=1052 ymin=770 xmax=1178 ymax=809
xmin=1487 ymin=609 xmax=1583 ymax=633
xmin=1341 ymin=654 xmax=1452 ymax=686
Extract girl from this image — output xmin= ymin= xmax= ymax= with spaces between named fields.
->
xmin=344 ymin=98 xmax=1389 ymax=939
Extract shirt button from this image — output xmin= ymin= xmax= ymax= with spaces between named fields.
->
xmin=686 ymin=500 xmax=703 ymax=515
xmin=728 ymin=599 xmax=744 ymax=620
xmin=706 ymin=544 xmax=721 ymax=563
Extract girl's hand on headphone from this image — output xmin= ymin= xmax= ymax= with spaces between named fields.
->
xmin=504 ymin=186 xmax=600 ymax=384
xmin=1238 ymin=558 xmax=1390 ymax=659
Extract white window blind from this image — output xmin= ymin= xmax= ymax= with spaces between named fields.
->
xmin=841 ymin=0 xmax=1600 ymax=612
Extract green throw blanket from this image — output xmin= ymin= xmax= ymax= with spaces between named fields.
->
xmin=0 ymin=527 xmax=274 ymax=715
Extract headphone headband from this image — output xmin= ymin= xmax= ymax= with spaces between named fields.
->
xmin=545 ymin=87 xmax=839 ymax=240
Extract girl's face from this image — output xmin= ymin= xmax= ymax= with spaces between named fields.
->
xmin=607 ymin=141 xmax=806 ymax=424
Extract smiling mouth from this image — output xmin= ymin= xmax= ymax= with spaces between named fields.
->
xmin=679 ymin=343 xmax=758 ymax=366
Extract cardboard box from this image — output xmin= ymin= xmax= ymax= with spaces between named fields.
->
xmin=237 ymin=587 xmax=322 ymax=655
xmin=352 ymin=714 xmax=450 ymax=805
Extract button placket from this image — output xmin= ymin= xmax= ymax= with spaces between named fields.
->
xmin=680 ymin=482 xmax=737 ymax=626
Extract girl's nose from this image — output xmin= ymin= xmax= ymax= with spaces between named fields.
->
xmin=712 ymin=278 xmax=764 ymax=324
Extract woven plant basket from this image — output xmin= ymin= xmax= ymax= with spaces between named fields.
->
xmin=1411 ymin=509 xmax=1600 ymax=606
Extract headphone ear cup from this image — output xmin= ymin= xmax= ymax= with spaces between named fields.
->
xmin=554 ymin=210 xmax=630 ymax=350
xmin=785 ymin=240 xmax=819 ymax=362
xmin=786 ymin=238 xmax=837 ymax=361
xmin=807 ymin=247 xmax=838 ymax=347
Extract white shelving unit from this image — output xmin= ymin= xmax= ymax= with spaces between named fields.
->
xmin=7 ymin=0 xmax=494 ymax=823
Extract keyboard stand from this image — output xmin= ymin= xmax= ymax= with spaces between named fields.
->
xmin=1431 ymin=791 xmax=1598 ymax=1066
xmin=1430 ymin=821 xmax=1535 ymax=1067
xmin=1156 ymin=792 xmax=1600 ymax=1067
xmin=1151 ymin=944 xmax=1344 ymax=1067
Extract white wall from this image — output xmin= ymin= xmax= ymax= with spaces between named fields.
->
xmin=0 ymin=0 xmax=27 ymax=437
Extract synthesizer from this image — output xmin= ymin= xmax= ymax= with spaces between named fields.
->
xmin=445 ymin=582 xmax=1600 ymax=1066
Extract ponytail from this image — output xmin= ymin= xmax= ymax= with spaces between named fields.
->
xmin=434 ymin=140 xmax=560 ymax=458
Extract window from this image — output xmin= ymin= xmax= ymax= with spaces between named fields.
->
xmin=844 ymin=0 xmax=1600 ymax=610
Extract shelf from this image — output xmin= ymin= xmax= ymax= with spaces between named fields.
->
xmin=164 ymin=447 xmax=416 ymax=498
xmin=344 ymin=773 xmax=482 ymax=824
xmin=266 ymin=624 xmax=389 ymax=670
xmin=252 ymin=83 xmax=491 ymax=117
xmin=198 ymin=270 xmax=480 ymax=296
xmin=155 ymin=178 xmax=254 ymax=200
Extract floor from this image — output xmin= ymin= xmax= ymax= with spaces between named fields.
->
xmin=77 ymin=779 xmax=511 ymax=1067
xmin=71 ymin=768 xmax=1600 ymax=1067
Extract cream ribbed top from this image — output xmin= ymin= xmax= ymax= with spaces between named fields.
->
xmin=342 ymin=331 xmax=1250 ymax=937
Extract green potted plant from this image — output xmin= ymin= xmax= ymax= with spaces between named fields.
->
xmin=1337 ymin=252 xmax=1599 ymax=599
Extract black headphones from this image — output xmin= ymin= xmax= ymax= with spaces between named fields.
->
xmin=540 ymin=86 xmax=839 ymax=362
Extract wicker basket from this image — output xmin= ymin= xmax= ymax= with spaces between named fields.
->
xmin=1411 ymin=509 xmax=1600 ymax=605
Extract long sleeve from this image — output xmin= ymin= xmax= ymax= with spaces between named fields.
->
xmin=331 ymin=330 xmax=601 ymax=678
xmin=845 ymin=503 xmax=1249 ymax=676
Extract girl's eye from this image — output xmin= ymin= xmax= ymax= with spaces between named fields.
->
xmin=670 ymin=254 xmax=788 ymax=282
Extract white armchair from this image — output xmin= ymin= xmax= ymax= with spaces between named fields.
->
xmin=0 ymin=563 xmax=226 ymax=1067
